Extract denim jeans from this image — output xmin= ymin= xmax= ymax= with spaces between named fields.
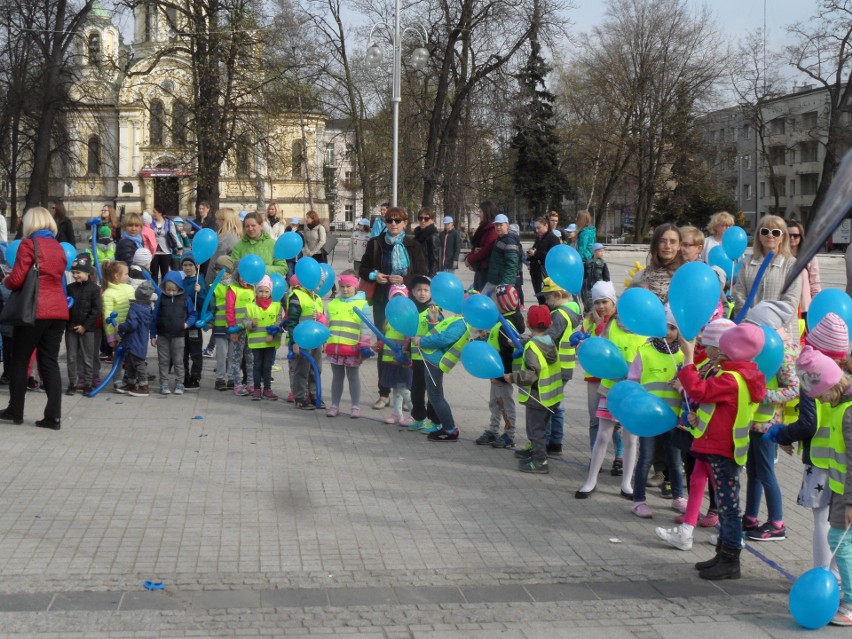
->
xmin=632 ymin=431 xmax=683 ymax=502
xmin=425 ymin=361 xmax=455 ymax=431
xmin=546 ymin=381 xmax=568 ymax=444
xmin=745 ymin=430 xmax=783 ymax=522
xmin=707 ymin=454 xmax=742 ymax=548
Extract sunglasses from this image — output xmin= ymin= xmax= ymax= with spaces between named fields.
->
xmin=759 ymin=227 xmax=783 ymax=238
xmin=788 ymin=233 xmax=801 ymax=238
xmin=418 ymin=217 xmax=431 ymax=221
xmin=385 ymin=218 xmax=404 ymax=224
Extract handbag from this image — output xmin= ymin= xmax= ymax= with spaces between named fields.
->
xmin=0 ymin=238 xmax=40 ymax=326
xmin=358 ymin=278 xmax=376 ymax=304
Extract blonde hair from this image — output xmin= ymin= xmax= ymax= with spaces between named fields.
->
xmin=817 ymin=374 xmax=852 ymax=407
xmin=680 ymin=225 xmax=705 ymax=246
xmin=707 ymin=211 xmax=734 ymax=236
xmin=216 ymin=208 xmax=243 ymax=237
xmin=576 ymin=210 xmax=592 ymax=228
xmin=123 ymin=212 xmax=143 ymax=229
xmin=103 ymin=260 xmax=128 ymax=286
xmin=752 ymin=214 xmax=792 ymax=259
xmin=22 ymin=206 xmax=58 ymax=237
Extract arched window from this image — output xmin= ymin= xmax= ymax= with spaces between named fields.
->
xmin=291 ymin=141 xmax=303 ymax=178
xmin=236 ymin=138 xmax=250 ymax=177
xmin=87 ymin=135 xmax=101 ymax=175
xmin=149 ymin=99 xmax=164 ymax=145
xmin=88 ymin=32 xmax=101 ymax=67
xmin=172 ymin=100 xmax=187 ymax=146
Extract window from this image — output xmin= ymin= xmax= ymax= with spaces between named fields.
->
xmin=742 ymin=125 xmax=751 ymax=140
xmin=325 ymin=143 xmax=335 ymax=167
xmin=149 ymin=99 xmax=164 ymax=145
xmin=144 ymin=2 xmax=154 ymax=41
xmin=768 ymin=117 xmax=786 ymax=135
xmin=771 ymin=176 xmax=786 ymax=197
xmin=172 ymin=100 xmax=187 ymax=146
xmin=344 ymin=170 xmax=352 ymax=183
xmin=799 ymin=140 xmax=818 ymax=163
xmin=768 ymin=145 xmax=786 ymax=166
xmin=790 ymin=179 xmax=796 ymax=195
xmin=801 ymin=173 xmax=819 ymax=196
xmin=87 ymin=135 xmax=101 ymax=175
xmin=802 ymin=111 xmax=818 ymax=129
xmin=165 ymin=6 xmax=178 ymax=33
xmin=744 ymin=154 xmax=751 ymax=169
xmin=760 ymin=182 xmax=766 ymax=197
xmin=235 ymin=141 xmax=250 ymax=177
xmin=88 ymin=32 xmax=101 ymax=67
xmin=344 ymin=204 xmax=354 ymax=221
xmin=745 ymin=184 xmax=752 ymax=200
xmin=122 ymin=182 xmax=133 ymax=193
xmin=731 ymin=127 xmax=737 ymax=141
xmin=291 ymin=141 xmax=303 ymax=177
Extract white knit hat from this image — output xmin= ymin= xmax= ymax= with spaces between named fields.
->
xmin=132 ymin=247 xmax=152 ymax=266
xmin=591 ymin=281 xmax=617 ymax=304
xmin=806 ymin=312 xmax=849 ymax=360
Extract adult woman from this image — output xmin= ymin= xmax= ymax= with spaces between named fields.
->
xmin=732 ymin=215 xmax=802 ymax=337
xmin=358 ymin=206 xmax=427 ymax=408
xmin=788 ymin=220 xmax=821 ymax=323
xmin=413 ymin=208 xmax=440 ymax=276
xmin=205 ymin=208 xmax=243 ymax=284
xmin=302 ymin=210 xmax=327 ymax=263
xmin=150 ymin=206 xmax=179 ymax=283
xmin=466 ymin=201 xmax=498 ymax=291
xmin=527 ymin=216 xmax=560 ymax=304
xmin=631 ymin=223 xmax=683 ymax=304
xmin=100 ymin=204 xmax=120 ymax=241
xmin=575 ymin=210 xmax=597 ymax=262
xmin=230 ymin=212 xmax=288 ymax=276
xmin=51 ymin=200 xmax=75 ymax=246
xmin=700 ymin=211 xmax=734 ymax=263
xmin=679 ymin=226 xmax=705 ymax=263
xmin=0 ymin=207 xmax=69 ymax=429
xmin=265 ymin=202 xmax=285 ymax=239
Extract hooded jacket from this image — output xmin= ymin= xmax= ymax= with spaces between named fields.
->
xmin=230 ymin=230 xmax=289 ymax=277
xmin=152 ymin=271 xmax=197 ymax=338
xmin=67 ymin=277 xmax=102 ymax=331
xmin=576 ymin=225 xmax=597 ymax=261
xmin=413 ymin=224 xmax=441 ymax=276
xmin=118 ymin=299 xmax=153 ymax=359
xmin=677 ymin=360 xmax=766 ymax=459
xmin=507 ymin=334 xmax=559 ymax=410
xmin=180 ymin=257 xmax=209 ymax=312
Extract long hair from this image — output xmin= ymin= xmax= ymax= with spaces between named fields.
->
xmin=478 ymin=201 xmax=498 ymax=226
xmin=752 ymin=214 xmax=791 ymax=259
xmin=576 ymin=210 xmax=592 ymax=228
xmin=817 ymin=374 xmax=852 ymax=407
xmin=648 ymin=223 xmax=684 ymax=272
xmin=216 ymin=208 xmax=243 ymax=237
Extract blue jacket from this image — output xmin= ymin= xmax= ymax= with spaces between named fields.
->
xmin=118 ymin=301 xmax=152 ymax=359
xmin=420 ymin=316 xmax=467 ymax=366
xmin=151 ymin=272 xmax=197 ymax=338
xmin=181 ymin=258 xmax=208 ymax=312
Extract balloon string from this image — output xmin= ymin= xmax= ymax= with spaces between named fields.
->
xmin=829 ymin=523 xmax=852 ymax=563
xmin=665 ymin=340 xmax=691 ymax=413
xmin=417 ymin=346 xmax=438 ymax=387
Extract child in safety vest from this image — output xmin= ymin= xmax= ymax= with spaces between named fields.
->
xmin=150 ymin=271 xmax=196 ymax=395
xmin=284 ymin=275 xmax=325 ymax=410
xmin=474 ymin=284 xmax=525 ymax=449
xmin=503 ymin=305 xmax=561 ymax=474
xmin=407 ymin=275 xmax=442 ymax=432
xmin=628 ymin=306 xmax=685 ymax=519
xmin=325 ymin=270 xmax=371 ymax=418
xmin=226 ymin=261 xmax=256 ymax=396
xmin=244 ymin=275 xmax=282 ymax=401
xmin=575 ymin=281 xmax=644 ymax=498
xmin=675 ymin=324 xmax=766 ymax=581
xmin=794 ymin=346 xmax=852 ymax=626
xmin=96 ymin=225 xmax=115 ymax=265
xmin=210 ymin=255 xmax=234 ymax=391
xmin=380 ymin=284 xmax=414 ymax=426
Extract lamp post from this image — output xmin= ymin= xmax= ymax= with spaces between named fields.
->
xmin=365 ymin=2 xmax=428 ymax=207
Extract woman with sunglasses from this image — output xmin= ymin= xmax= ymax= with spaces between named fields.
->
xmin=732 ymin=215 xmax=801 ymax=337
xmin=413 ymin=208 xmax=440 ymax=276
xmin=788 ymin=220 xmax=821 ymax=325
xmin=358 ymin=207 xmax=427 ymax=409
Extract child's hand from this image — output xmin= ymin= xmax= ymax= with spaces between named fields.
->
xmin=252 ymin=319 xmax=258 ymax=327
xmin=428 ymin=305 xmax=440 ymax=322
xmin=670 ymin=379 xmax=684 ymax=393
xmin=74 ymin=325 xmax=85 ymax=335
xmin=292 ymin=344 xmax=300 ymax=356
xmin=412 ymin=336 xmax=421 ymax=347
xmin=195 ymin=283 xmax=201 ymax=292
xmin=503 ymin=374 xmax=512 ymax=384
xmin=150 ymin=338 xmax=157 ymax=347
xmin=846 ymin=505 xmax=852 ymax=528
xmin=372 ymin=341 xmax=382 ymax=353
xmin=686 ymin=412 xmax=697 ymax=426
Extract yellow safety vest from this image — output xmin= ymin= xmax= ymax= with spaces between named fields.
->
xmin=229 ymin=283 xmax=255 ymax=327
xmin=288 ymin=287 xmax=324 ymax=323
xmin=637 ymin=343 xmax=684 ymax=414
xmin=811 ymin=398 xmax=852 ymax=494
xmin=422 ymin=316 xmax=470 ymax=373
xmin=214 ymin=282 xmax=229 ymax=328
xmin=327 ymin=298 xmax=367 ymax=346
xmin=555 ymin=306 xmax=579 ymax=372
xmin=599 ymin=320 xmax=646 ymax=393
xmin=411 ymin=308 xmax=433 ymax=362
xmin=752 ymin=377 xmax=780 ymax=423
xmin=486 ymin=313 xmax=522 ymax=373
xmin=382 ymin=323 xmax=408 ymax=363
xmin=246 ymin=301 xmax=282 ymax=349
xmin=518 ymin=339 xmax=564 ymax=408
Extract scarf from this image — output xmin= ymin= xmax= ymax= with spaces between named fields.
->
xmin=649 ymin=337 xmax=680 ymax=355
xmin=122 ymin=231 xmax=143 ymax=248
xmin=384 ymin=231 xmax=410 ymax=276
xmin=30 ymin=229 xmax=56 ymax=240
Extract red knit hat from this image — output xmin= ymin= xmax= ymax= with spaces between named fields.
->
xmin=527 ymin=305 xmax=552 ymax=329
xmin=493 ymin=284 xmax=519 ymax=312
xmin=805 ymin=312 xmax=849 ymax=360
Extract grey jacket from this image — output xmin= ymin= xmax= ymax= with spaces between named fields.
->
xmin=829 ymin=392 xmax=852 ymax=529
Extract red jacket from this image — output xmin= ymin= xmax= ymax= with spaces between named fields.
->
xmin=466 ymin=222 xmax=497 ymax=272
xmin=677 ymin=360 xmax=765 ymax=459
xmin=5 ymin=237 xmax=70 ymax=321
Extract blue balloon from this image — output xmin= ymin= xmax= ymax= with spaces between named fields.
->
xmin=619 ymin=390 xmax=677 ymax=436
xmin=463 ymin=294 xmax=499 ymax=330
xmin=578 ymin=337 xmax=629 ymax=380
xmin=460 ymin=341 xmax=504 ymax=379
xmin=755 ymin=325 xmax=784 ymax=378
xmin=544 ymin=244 xmax=583 ymax=294
xmin=269 ymin=273 xmax=287 ymax=302
xmin=617 ymin=288 xmax=667 ymax=338
xmin=387 ymin=295 xmax=419 ymax=337
xmin=669 ymin=262 xmax=721 ymax=340
xmin=295 ymin=257 xmax=322 ymax=291
xmin=293 ymin=320 xmax=330 ymax=349
xmin=5 ymin=239 xmax=21 ymax=266
xmin=60 ymin=242 xmax=77 ymax=269
xmin=707 ymin=245 xmax=734 ymax=275
xmin=808 ymin=289 xmax=852 ymax=338
xmin=274 ymin=232 xmax=303 ymax=260
xmin=790 ymin=567 xmax=840 ymax=629
xmin=606 ymin=380 xmax=645 ymax=423
xmin=316 ymin=263 xmax=336 ymax=297
xmin=239 ymin=254 xmax=266 ymax=286
xmin=431 ymin=272 xmax=464 ymax=313
xmin=191 ymin=228 xmax=218 ymax=264
xmin=722 ymin=226 xmax=748 ymax=260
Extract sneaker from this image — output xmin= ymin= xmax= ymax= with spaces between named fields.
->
xmin=65 ymin=384 xmax=76 ymax=396
xmin=350 ymin=406 xmax=360 ymax=419
xmin=660 ymin=481 xmax=673 ymax=499
xmin=82 ymin=384 xmax=93 ymax=395
xmin=519 ymin=458 xmax=549 ymax=474
xmin=252 ymin=388 xmax=262 ymax=401
xmin=611 ymin=458 xmax=624 ymax=476
xmin=287 ymin=392 xmax=294 ymax=403
xmin=427 ymin=428 xmax=459 ymax=442
xmin=491 ymin=433 xmax=514 ymax=448
xmin=372 ymin=396 xmax=389 ymax=409
xmin=173 ymin=384 xmax=185 ymax=395
xmin=831 ymin=603 xmax=852 ymax=626
xmin=546 ymin=442 xmax=563 ymax=457
xmin=655 ymin=526 xmax=693 ymax=551
xmin=514 ymin=445 xmax=534 ymax=459
xmin=114 ymin=382 xmax=129 ymax=394
xmin=745 ymin=521 xmax=787 ymax=542
xmin=327 ymin=405 xmax=339 ymax=417
xmin=742 ymin=515 xmax=760 ymax=531
xmin=202 ymin=348 xmax=214 ymax=358
xmin=697 ymin=511 xmax=719 ymax=528
xmin=227 ymin=380 xmax=235 ymax=390
xmin=295 ymin=400 xmax=315 ymax=410
xmin=160 ymin=384 xmax=171 ymax=395
xmin=128 ymin=385 xmax=149 ymax=397
xmin=233 ymin=384 xmax=250 ymax=397
xmin=384 ymin=412 xmax=402 ymax=425
xmin=400 ymin=415 xmax=414 ymax=427
xmin=316 ymin=401 xmax=326 ymax=410
xmin=215 ymin=379 xmax=227 ymax=391
xmin=408 ymin=419 xmax=425 ymax=431
xmin=646 ymin=471 xmax=665 ymax=488
xmin=184 ymin=379 xmax=201 ymax=391
xmin=421 ymin=422 xmax=442 ymax=435
xmin=671 ymin=497 xmax=688 ymax=513
xmin=263 ymin=390 xmax=278 ymax=401
xmin=476 ymin=431 xmax=497 ymax=446
xmin=632 ymin=502 xmax=653 ymax=518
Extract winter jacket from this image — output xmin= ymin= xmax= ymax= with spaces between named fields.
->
xmin=576 ymin=225 xmax=597 ymax=261
xmin=152 ymin=272 xmax=196 ymax=338
xmin=438 ymin=228 xmax=461 ymax=271
xmin=102 ymin=282 xmax=135 ymax=340
xmin=495 ymin=310 xmax=525 ymax=375
xmin=140 ymin=224 xmax=157 ymax=254
xmin=118 ymin=300 xmax=152 ymax=359
xmin=677 ymin=360 xmax=766 ymax=459
xmin=204 ymin=231 xmax=239 ymax=284
xmin=800 ymin=257 xmax=822 ymax=312
xmin=67 ymin=279 xmax=102 ymax=331
xmin=507 ymin=334 xmax=559 ymax=410
xmin=486 ymin=232 xmax=521 ymax=286
xmin=230 ymin=231 xmax=288 ymax=276
xmin=151 ymin=218 xmax=180 ymax=256
xmin=181 ymin=259 xmax=208 ymax=312
xmin=420 ymin=316 xmax=468 ymax=367
xmin=413 ymin=224 xmax=441 ymax=276
xmin=828 ymin=392 xmax=852 ymax=529
xmin=302 ymin=223 xmax=327 ymax=258
xmin=358 ymin=232 xmax=428 ymax=306
xmin=584 ymin=257 xmax=610 ymax=288
xmin=116 ymin=235 xmax=143 ymax=265
xmin=55 ymin=218 xmax=75 ymax=245
xmin=775 ymin=389 xmax=818 ymax=465
xmin=733 ymin=253 xmax=802 ymax=337
xmin=5 ymin=236 xmax=70 ymax=321
xmin=528 ymin=231 xmax=560 ymax=274
xmin=466 ymin=222 xmax=497 ymax=272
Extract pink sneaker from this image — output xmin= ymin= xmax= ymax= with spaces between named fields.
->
xmin=251 ymin=388 xmax=262 ymax=401
xmin=234 ymin=384 xmax=250 ymax=397
xmin=326 ymin=405 xmax=339 ymax=417
xmin=400 ymin=415 xmax=414 ymax=427
xmin=674 ymin=513 xmax=686 ymax=524
xmin=631 ymin=502 xmax=653 ymax=518
xmin=384 ymin=412 xmax=402 ymax=424
xmin=671 ymin=497 xmax=688 ymax=513
xmin=698 ymin=511 xmax=719 ymax=527
xmin=263 ymin=390 xmax=278 ymax=401
xmin=350 ymin=406 xmax=360 ymax=419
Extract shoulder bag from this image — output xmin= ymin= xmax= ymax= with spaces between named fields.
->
xmin=0 ymin=238 xmax=40 ymax=326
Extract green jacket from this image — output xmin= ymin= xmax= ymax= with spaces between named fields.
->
xmin=230 ymin=231 xmax=289 ymax=277
xmin=485 ymin=233 xmax=520 ymax=286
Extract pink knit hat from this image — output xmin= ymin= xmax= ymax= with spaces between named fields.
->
xmin=718 ymin=323 xmax=764 ymax=361
xmin=389 ymin=284 xmax=408 ymax=299
xmin=700 ymin=319 xmax=736 ymax=348
xmin=797 ymin=345 xmax=844 ymax=398
xmin=255 ymin=275 xmax=272 ymax=292
xmin=805 ymin=312 xmax=849 ymax=360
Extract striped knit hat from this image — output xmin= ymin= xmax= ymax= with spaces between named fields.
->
xmin=806 ymin=312 xmax=849 ymax=360
xmin=699 ymin=319 xmax=736 ymax=348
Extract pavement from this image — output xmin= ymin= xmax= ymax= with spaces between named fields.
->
xmin=0 ymin=248 xmax=848 ymax=637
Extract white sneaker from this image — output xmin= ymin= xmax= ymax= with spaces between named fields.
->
xmin=655 ymin=526 xmax=693 ymax=551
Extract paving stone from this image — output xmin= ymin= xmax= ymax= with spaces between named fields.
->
xmin=586 ymin=582 xmax=663 ymax=600
xmin=259 ymin=588 xmax=329 ymax=608
xmin=394 ymin=586 xmax=464 ymax=605
xmin=49 ymin=591 xmax=123 ymax=611
xmin=190 ymin=590 xmax=261 ymax=609
xmin=524 ymin=583 xmax=599 ymax=602
xmin=326 ymin=587 xmax=398 ymax=606
xmin=0 ymin=593 xmax=52 ymax=612
xmin=653 ymin=621 xmax=774 ymax=639
xmin=460 ymin=585 xmax=533 ymax=604
xmin=119 ymin=591 xmax=184 ymax=611
xmin=648 ymin=580 xmax=726 ymax=599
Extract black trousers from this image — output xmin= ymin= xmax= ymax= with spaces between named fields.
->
xmin=372 ymin=299 xmax=389 ymax=398
xmin=411 ymin=359 xmax=439 ymax=423
xmin=151 ymin=253 xmax=171 ymax=284
xmin=530 ymin=263 xmax=545 ymax=304
xmin=7 ymin=319 xmax=64 ymax=421
xmin=183 ymin=326 xmax=203 ymax=381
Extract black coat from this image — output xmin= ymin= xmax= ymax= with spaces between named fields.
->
xmin=413 ymin=224 xmax=440 ymax=276
xmin=56 ymin=218 xmax=76 ymax=245
xmin=529 ymin=231 xmax=561 ymax=272
xmin=438 ymin=229 xmax=461 ymax=270
xmin=358 ymin=232 xmax=427 ymax=306
xmin=67 ymin=279 xmax=102 ymax=331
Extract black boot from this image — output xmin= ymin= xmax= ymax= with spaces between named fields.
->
xmin=694 ymin=538 xmax=721 ymax=570
xmin=699 ymin=545 xmax=741 ymax=580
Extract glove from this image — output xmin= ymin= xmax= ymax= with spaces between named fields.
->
xmin=359 ymin=346 xmax=374 ymax=359
xmin=763 ymin=423 xmax=786 ymax=442
xmin=266 ymin=325 xmax=283 ymax=337
xmin=568 ymin=331 xmax=590 ymax=347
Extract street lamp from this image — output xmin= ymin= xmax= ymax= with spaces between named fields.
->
xmin=365 ymin=3 xmax=428 ymax=208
